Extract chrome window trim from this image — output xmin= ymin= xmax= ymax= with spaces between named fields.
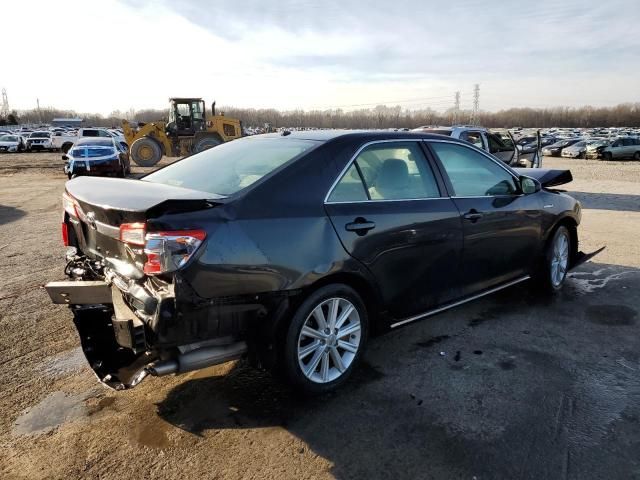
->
xmin=390 ymin=275 xmax=530 ymax=329
xmin=324 ymin=137 xmax=525 ymax=205
xmin=323 ymin=139 xmax=439 ymax=204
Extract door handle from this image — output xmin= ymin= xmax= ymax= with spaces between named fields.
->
xmin=463 ymin=210 xmax=483 ymax=222
xmin=345 ymin=218 xmax=376 ymax=234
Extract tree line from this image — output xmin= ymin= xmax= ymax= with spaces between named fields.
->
xmin=7 ymin=102 xmax=640 ymax=129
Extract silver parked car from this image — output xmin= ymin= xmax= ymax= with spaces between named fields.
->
xmin=601 ymin=137 xmax=640 ymax=160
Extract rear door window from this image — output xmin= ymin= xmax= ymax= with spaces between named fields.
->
xmin=327 ymin=141 xmax=441 ymax=202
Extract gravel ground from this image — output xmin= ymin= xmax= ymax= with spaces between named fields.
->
xmin=0 ymin=152 xmax=639 ymax=479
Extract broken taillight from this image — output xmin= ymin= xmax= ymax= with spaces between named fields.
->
xmin=119 ymin=223 xmax=206 ymax=275
xmin=119 ymin=222 xmax=146 ymax=246
xmin=143 ymin=230 xmax=207 ymax=275
xmin=62 ymin=222 xmax=69 ymax=246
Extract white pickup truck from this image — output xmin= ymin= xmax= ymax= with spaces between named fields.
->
xmin=52 ymin=128 xmax=127 ymax=153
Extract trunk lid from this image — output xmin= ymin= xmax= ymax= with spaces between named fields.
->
xmin=64 ymin=177 xmax=222 ymax=272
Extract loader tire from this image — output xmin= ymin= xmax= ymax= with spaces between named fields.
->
xmin=131 ymin=137 xmax=162 ymax=167
xmin=192 ymin=135 xmax=222 ymax=154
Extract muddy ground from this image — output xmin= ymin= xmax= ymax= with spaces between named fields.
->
xmin=0 ymin=152 xmax=639 ymax=479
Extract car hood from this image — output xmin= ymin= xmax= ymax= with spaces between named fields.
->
xmin=513 ymin=168 xmax=573 ymax=188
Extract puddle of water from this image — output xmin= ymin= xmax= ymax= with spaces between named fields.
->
xmin=41 ymin=347 xmax=85 ymax=378
xmin=569 ymin=269 xmax=638 ymax=294
xmin=13 ymin=391 xmax=87 ymax=436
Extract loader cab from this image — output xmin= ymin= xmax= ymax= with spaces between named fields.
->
xmin=166 ymin=98 xmax=206 ymax=136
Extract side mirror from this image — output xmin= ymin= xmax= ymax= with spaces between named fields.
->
xmin=61 ymin=154 xmax=68 ymax=161
xmin=520 ymin=176 xmax=540 ymax=194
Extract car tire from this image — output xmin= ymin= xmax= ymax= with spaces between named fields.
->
xmin=534 ymin=225 xmax=571 ymax=292
xmin=282 ymin=283 xmax=368 ymax=395
xmin=634 ymin=152 xmax=640 ymax=160
xmin=603 ymin=152 xmax=613 ymax=161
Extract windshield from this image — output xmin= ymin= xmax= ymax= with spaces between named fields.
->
xmin=144 ymin=137 xmax=318 ymax=195
xmin=0 ymin=135 xmax=17 ymax=142
xmin=31 ymin=132 xmax=50 ymax=138
xmin=572 ymin=141 xmax=586 ymax=147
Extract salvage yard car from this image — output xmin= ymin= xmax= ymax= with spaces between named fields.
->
xmin=26 ymin=131 xmax=54 ymax=151
xmin=62 ymin=137 xmax=131 ymax=178
xmin=0 ymin=134 xmax=26 ymax=153
xmin=46 ymin=130 xmax=600 ymax=394
xmin=542 ymin=138 xmax=582 ymax=157
xmin=601 ymin=137 xmax=640 ymax=160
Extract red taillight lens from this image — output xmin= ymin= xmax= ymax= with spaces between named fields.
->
xmin=119 ymin=222 xmax=146 ymax=246
xmin=62 ymin=222 xmax=69 ymax=246
xmin=143 ymin=230 xmax=207 ymax=275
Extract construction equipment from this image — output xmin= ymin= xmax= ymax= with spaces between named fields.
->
xmin=122 ymin=98 xmax=242 ymax=167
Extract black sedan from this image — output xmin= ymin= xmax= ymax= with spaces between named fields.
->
xmin=63 ymin=137 xmax=131 ymax=179
xmin=46 ymin=131 xmax=599 ymax=394
xmin=541 ymin=138 xmax=582 ymax=157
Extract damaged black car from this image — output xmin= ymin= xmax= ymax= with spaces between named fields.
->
xmin=46 ymin=130 xmax=601 ymax=394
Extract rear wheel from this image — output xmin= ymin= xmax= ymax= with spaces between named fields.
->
xmin=634 ymin=152 xmax=640 ymax=160
xmin=192 ymin=135 xmax=222 ymax=154
xmin=130 ymin=137 xmax=162 ymax=167
xmin=61 ymin=143 xmax=73 ymax=154
xmin=283 ymin=284 xmax=368 ymax=395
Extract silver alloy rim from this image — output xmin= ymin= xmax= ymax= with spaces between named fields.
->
xmin=297 ymin=297 xmax=362 ymax=384
xmin=550 ymin=232 xmax=569 ymax=287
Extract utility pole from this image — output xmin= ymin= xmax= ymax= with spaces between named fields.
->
xmin=472 ymin=84 xmax=480 ymax=125
xmin=453 ymin=91 xmax=460 ymax=125
xmin=1 ymin=88 xmax=9 ymax=118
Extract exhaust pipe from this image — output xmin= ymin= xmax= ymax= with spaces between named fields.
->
xmin=147 ymin=341 xmax=247 ymax=377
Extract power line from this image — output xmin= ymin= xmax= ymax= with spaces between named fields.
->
xmin=309 ymin=94 xmax=456 ymax=110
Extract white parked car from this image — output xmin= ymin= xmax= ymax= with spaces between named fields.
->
xmin=26 ymin=131 xmax=54 ymax=151
xmin=53 ymin=128 xmax=128 ymax=153
xmin=0 ymin=134 xmax=26 ymax=153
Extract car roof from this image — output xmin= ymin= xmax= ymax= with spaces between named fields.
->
xmin=255 ymin=129 xmax=472 ymax=143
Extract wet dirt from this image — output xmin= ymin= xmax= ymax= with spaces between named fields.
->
xmin=585 ymin=305 xmax=637 ymax=326
xmin=1 ymin=155 xmax=640 ymax=479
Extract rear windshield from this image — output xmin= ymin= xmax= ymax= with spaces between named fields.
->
xmin=76 ymin=138 xmax=113 ymax=147
xmin=419 ymin=129 xmax=453 ymax=136
xmin=144 ymin=137 xmax=318 ymax=196
xmin=70 ymin=146 xmax=116 ymax=158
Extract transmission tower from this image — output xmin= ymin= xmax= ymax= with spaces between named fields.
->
xmin=453 ymin=91 xmax=460 ymax=125
xmin=1 ymin=88 xmax=9 ymax=118
xmin=472 ymin=84 xmax=480 ymax=125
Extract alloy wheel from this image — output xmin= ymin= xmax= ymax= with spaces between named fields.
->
xmin=297 ymin=297 xmax=362 ymax=384
xmin=550 ymin=232 xmax=569 ymax=287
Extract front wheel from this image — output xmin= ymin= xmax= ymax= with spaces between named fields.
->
xmin=283 ymin=284 xmax=368 ymax=395
xmin=634 ymin=152 xmax=640 ymax=160
xmin=534 ymin=226 xmax=571 ymax=292
xmin=603 ymin=152 xmax=613 ymax=161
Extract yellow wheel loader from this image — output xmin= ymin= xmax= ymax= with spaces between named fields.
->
xmin=122 ymin=98 xmax=242 ymax=167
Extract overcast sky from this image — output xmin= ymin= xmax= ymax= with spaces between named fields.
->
xmin=4 ymin=0 xmax=639 ymax=115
